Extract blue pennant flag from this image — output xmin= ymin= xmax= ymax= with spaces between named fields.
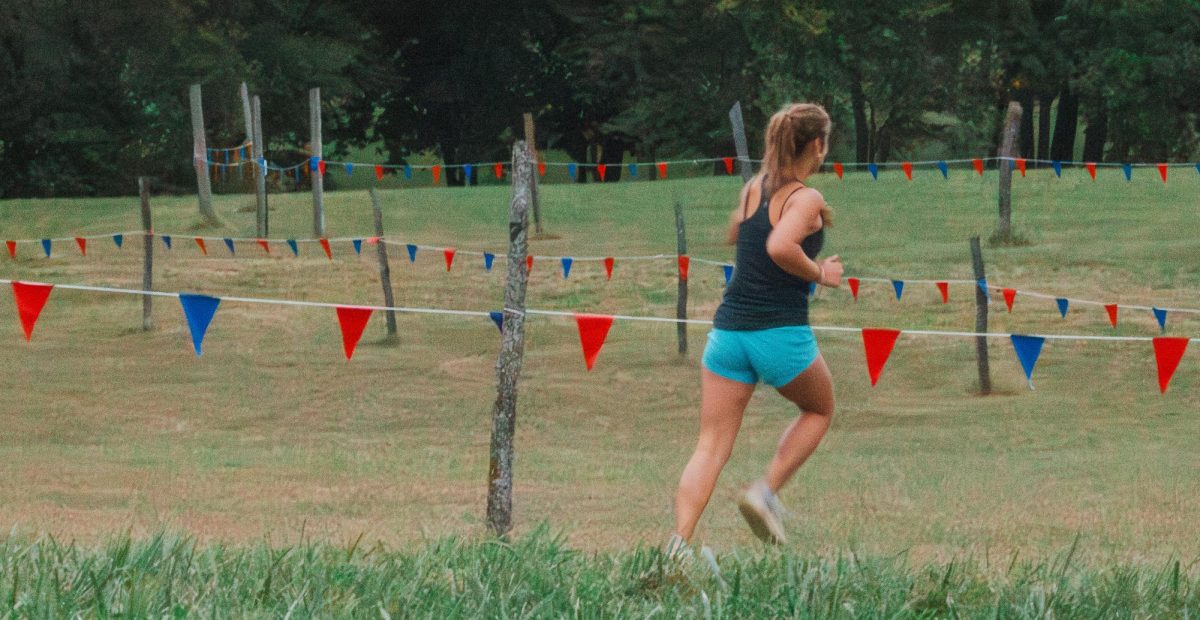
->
xmin=309 ymin=156 xmax=319 ymax=171
xmin=240 ymin=146 xmax=247 ymax=159
xmin=41 ymin=239 xmax=51 ymax=257
xmin=1122 ymin=163 xmax=1132 ymax=181
xmin=976 ymin=278 xmax=990 ymax=301
xmin=723 ymin=264 xmax=733 ymax=285
xmin=568 ymin=163 xmax=577 ymax=180
xmin=891 ymin=279 xmax=904 ymax=300
xmin=628 ymin=163 xmax=638 ymax=177
xmin=1195 ymin=163 xmax=1200 ymax=175
xmin=1052 ymin=160 xmax=1062 ymax=177
xmin=404 ymin=165 xmax=412 ymax=180
xmin=287 ymin=239 xmax=298 ymax=256
xmin=463 ymin=164 xmax=473 ymax=184
xmin=808 ymin=281 xmax=817 ymax=296
xmin=179 ymin=293 xmax=221 ymax=357
xmin=868 ymin=163 xmax=878 ymax=180
xmin=484 ymin=252 xmax=495 ymax=271
xmin=1056 ymin=297 xmax=1069 ymax=318
xmin=112 ymin=234 xmax=124 ymax=248
xmin=406 ymin=244 xmax=417 ymax=262
xmin=1010 ymin=334 xmax=1045 ymax=389
xmin=561 ymin=257 xmax=573 ymax=279
xmin=259 ymin=158 xmax=268 ymax=177
xmin=936 ymin=161 xmax=948 ymax=179
xmin=162 ymin=235 xmax=172 ymax=250
xmin=489 ymin=311 xmax=503 ymax=332
xmin=223 ymin=238 xmax=235 ymax=255
xmin=345 ymin=163 xmax=353 ymax=176
xmin=1153 ymin=307 xmax=1167 ymax=332
xmin=352 ymin=239 xmax=363 ymax=255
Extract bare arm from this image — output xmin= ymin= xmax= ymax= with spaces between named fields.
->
xmin=765 ymin=188 xmax=843 ymax=287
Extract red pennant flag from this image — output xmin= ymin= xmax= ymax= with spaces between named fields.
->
xmin=848 ymin=277 xmax=860 ymax=301
xmin=678 ymin=255 xmax=690 ymax=281
xmin=972 ymin=158 xmax=984 ymax=176
xmin=432 ymin=165 xmax=442 ymax=185
xmin=862 ymin=328 xmax=901 ymax=386
xmin=723 ymin=157 xmax=734 ymax=175
xmin=575 ymin=313 xmax=614 ymax=370
xmin=335 ymin=306 xmax=373 ymax=360
xmin=1086 ymin=162 xmax=1096 ymax=180
xmin=318 ymin=160 xmax=327 ymax=176
xmin=936 ymin=281 xmax=949 ymax=304
xmin=656 ymin=162 xmax=668 ymax=179
xmin=194 ymin=237 xmax=207 ymax=255
xmin=366 ymin=236 xmax=381 ymax=245
xmin=1153 ymin=337 xmax=1189 ymax=393
xmin=1002 ymin=288 xmax=1017 ymax=312
xmin=1158 ymin=163 xmax=1168 ymax=183
xmin=526 ymin=255 xmax=533 ymax=274
xmin=375 ymin=165 xmax=384 ymax=181
xmin=11 ymin=281 xmax=53 ymax=341
xmin=74 ymin=237 xmax=87 ymax=256
xmin=603 ymin=256 xmax=614 ymax=280
xmin=1016 ymin=158 xmax=1027 ymax=177
xmin=538 ymin=160 xmax=546 ymax=176
xmin=901 ymin=162 xmax=913 ymax=180
xmin=1105 ymin=303 xmax=1118 ymax=328
xmin=5 ymin=240 xmax=15 ymax=259
xmin=494 ymin=163 xmax=504 ymax=179
xmin=319 ymin=238 xmax=332 ymax=260
xmin=257 ymin=239 xmax=270 ymax=254
xmin=834 ymin=162 xmax=844 ymax=180
xmin=443 ymin=247 xmax=456 ymax=271
xmin=597 ymin=164 xmax=607 ymax=181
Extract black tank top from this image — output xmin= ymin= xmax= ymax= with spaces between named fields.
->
xmin=713 ymin=177 xmax=824 ymax=330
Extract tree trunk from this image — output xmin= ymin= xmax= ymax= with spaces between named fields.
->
xmin=1017 ymin=90 xmax=1035 ymax=159
xmin=1082 ymin=105 xmax=1108 ymax=162
xmin=1050 ymin=87 xmax=1078 ymax=161
xmin=599 ymin=135 xmax=626 ymax=182
xmin=1036 ymin=94 xmax=1053 ymax=166
xmin=849 ymin=67 xmax=869 ymax=168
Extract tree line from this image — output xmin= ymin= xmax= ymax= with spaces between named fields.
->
xmin=1 ymin=0 xmax=1197 ymax=197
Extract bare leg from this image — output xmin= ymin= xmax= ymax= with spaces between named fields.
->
xmin=764 ymin=354 xmax=835 ymax=493
xmin=672 ymin=369 xmax=756 ymax=541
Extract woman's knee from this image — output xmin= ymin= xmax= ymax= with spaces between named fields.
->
xmin=695 ymin=435 xmax=735 ymax=464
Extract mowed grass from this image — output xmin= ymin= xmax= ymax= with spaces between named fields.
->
xmin=0 ymin=164 xmax=1198 ymax=574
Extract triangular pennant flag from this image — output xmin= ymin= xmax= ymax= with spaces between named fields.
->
xmin=807 ymin=281 xmax=817 ymax=296
xmin=1105 ymin=303 xmax=1119 ymax=328
xmin=1152 ymin=337 xmax=1189 ymax=393
xmin=406 ymin=244 xmax=417 ymax=262
xmin=568 ymin=163 xmax=577 ymax=180
xmin=287 ymin=239 xmax=298 ymax=256
xmin=597 ymin=164 xmax=608 ymax=181
xmin=352 ymin=239 xmax=362 ymax=255
xmin=259 ymin=158 xmax=268 ymax=177
xmin=162 ymin=235 xmax=172 ymax=250
xmin=375 ymin=165 xmax=384 ymax=181
xmin=319 ymin=238 xmax=332 ymax=260
xmin=443 ymin=248 xmax=456 ymax=271
xmin=404 ymin=165 xmax=412 ymax=180
xmin=1195 ymin=163 xmax=1200 ymax=176
xmin=178 ymin=293 xmax=220 ymax=356
xmin=489 ymin=311 xmax=503 ymax=332
xmin=901 ymin=162 xmax=913 ymax=180
xmin=11 ymin=281 xmax=53 ymax=341
xmin=723 ymin=264 xmax=733 ymax=285
xmin=973 ymin=158 xmax=984 ymax=176
xmin=367 ymin=236 xmax=380 ymax=246
xmin=463 ymin=164 xmax=474 ymax=184
xmin=936 ymin=161 xmax=948 ymax=179
xmin=74 ymin=237 xmax=87 ymax=256
xmin=723 ymin=157 xmax=734 ymax=175
xmin=432 ymin=165 xmax=441 ymax=185
xmin=1153 ymin=307 xmax=1167 ymax=332
xmin=1086 ymin=162 xmax=1096 ymax=180
xmin=561 ymin=257 xmax=573 ymax=278
xmin=1002 ymin=288 xmax=1017 ymax=312
xmin=862 ymin=328 xmax=901 ymax=386
xmin=1010 ymin=334 xmax=1045 ymax=389
xmin=194 ymin=237 xmax=208 ymax=255
xmin=656 ymin=162 xmax=668 ymax=179
xmin=1122 ymin=163 xmax=1132 ymax=181
xmin=848 ymin=277 xmax=860 ymax=301
xmin=309 ymin=156 xmax=319 ymax=171
xmin=6 ymin=240 xmax=15 ymax=258
xmin=538 ymin=160 xmax=546 ymax=176
xmin=317 ymin=160 xmax=326 ymax=177
xmin=575 ymin=313 xmax=614 ymax=371
xmin=41 ymin=239 xmax=51 ymax=257
xmin=1016 ymin=158 xmax=1027 ymax=177
xmin=526 ymin=255 xmax=534 ymax=274
xmin=1052 ymin=160 xmax=1062 ymax=177
xmin=345 ymin=163 xmax=353 ymax=176
xmin=113 ymin=234 xmax=124 ymax=249
xmin=833 ymin=162 xmax=844 ymax=180
xmin=1056 ymin=298 xmax=1069 ymax=318
xmin=256 ymin=239 xmax=270 ymax=254
xmin=868 ymin=163 xmax=878 ymax=180
xmin=1008 ymin=158 xmax=1016 ymax=171
xmin=891 ymin=279 xmax=904 ymax=300
xmin=223 ymin=238 xmax=235 ymax=255
xmin=484 ymin=252 xmax=495 ymax=272
xmin=494 ymin=163 xmax=504 ymax=179
xmin=1157 ymin=163 xmax=1168 ymax=183
xmin=335 ymin=306 xmax=373 ymax=360
xmin=936 ymin=281 xmax=949 ymax=304
xmin=628 ymin=163 xmax=638 ymax=177
xmin=604 ymin=257 xmax=614 ymax=281
xmin=678 ymin=255 xmax=690 ymax=281
xmin=977 ymin=279 xmax=990 ymax=300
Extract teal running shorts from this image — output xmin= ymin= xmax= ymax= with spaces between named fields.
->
xmin=701 ymin=326 xmax=820 ymax=387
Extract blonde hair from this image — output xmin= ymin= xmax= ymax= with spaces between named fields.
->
xmin=758 ymin=103 xmax=833 ymax=225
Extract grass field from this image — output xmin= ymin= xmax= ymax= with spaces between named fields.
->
xmin=1 ymin=165 xmax=1198 ymax=612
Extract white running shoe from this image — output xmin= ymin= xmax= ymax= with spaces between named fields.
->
xmin=737 ymin=481 xmax=788 ymax=544
xmin=663 ymin=532 xmax=693 ymax=561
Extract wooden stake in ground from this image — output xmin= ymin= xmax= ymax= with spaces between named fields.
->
xmin=729 ymin=101 xmax=753 ymax=183
xmin=139 ymin=177 xmax=154 ymax=332
xmin=523 ymin=113 xmax=543 ymax=235
xmin=238 ymin=82 xmax=253 ymax=185
xmin=487 ymin=141 xmax=532 ymax=537
xmin=188 ymin=84 xmax=216 ymax=223
xmin=369 ymin=188 xmax=398 ymax=338
xmin=995 ymin=101 xmax=1023 ymax=243
xmin=309 ymin=87 xmax=326 ymax=237
xmin=252 ymin=95 xmax=268 ymax=238
xmin=970 ymin=236 xmax=991 ymax=395
xmin=675 ymin=201 xmax=688 ymax=356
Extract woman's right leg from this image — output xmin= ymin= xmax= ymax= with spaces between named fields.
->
xmin=672 ymin=368 xmax=756 ymax=541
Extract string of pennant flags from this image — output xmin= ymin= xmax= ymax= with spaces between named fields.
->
xmin=2 ymin=278 xmax=1194 ymax=393
xmin=5 ymin=231 xmax=1199 ymax=330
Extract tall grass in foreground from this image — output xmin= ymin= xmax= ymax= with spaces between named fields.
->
xmin=1 ymin=527 xmax=1194 ymax=618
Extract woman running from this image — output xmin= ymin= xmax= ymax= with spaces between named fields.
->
xmin=667 ymin=103 xmax=842 ymax=552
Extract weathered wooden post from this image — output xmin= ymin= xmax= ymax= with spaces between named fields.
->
xmin=996 ymin=101 xmax=1023 ymax=243
xmin=729 ymin=101 xmax=754 ymax=182
xmin=523 ymin=113 xmax=543 ymax=235
xmin=369 ymin=188 xmax=398 ymax=338
xmin=674 ymin=201 xmax=688 ymax=356
xmin=970 ymin=236 xmax=992 ymax=395
xmin=252 ymin=95 xmax=268 ymax=237
xmin=487 ymin=141 xmax=532 ymax=536
xmin=238 ymin=82 xmax=253 ymax=185
xmin=188 ymin=84 xmax=216 ymax=223
xmin=139 ymin=177 xmax=154 ymax=331
xmin=309 ymin=87 xmax=326 ymax=237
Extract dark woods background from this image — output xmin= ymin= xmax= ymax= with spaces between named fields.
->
xmin=1 ymin=0 xmax=1197 ymax=197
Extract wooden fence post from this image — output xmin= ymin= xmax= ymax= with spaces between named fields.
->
xmin=674 ymin=201 xmax=688 ymax=356
xmin=729 ymin=101 xmax=754 ymax=183
xmin=252 ymin=95 xmax=269 ymax=237
xmin=996 ymin=101 xmax=1023 ymax=243
xmin=309 ymin=87 xmax=326 ymax=237
xmin=369 ymin=187 xmax=398 ymax=338
xmin=523 ymin=113 xmax=543 ymax=235
xmin=487 ymin=141 xmax=532 ymax=537
xmin=188 ymin=84 xmax=216 ymax=223
xmin=971 ymin=236 xmax=991 ymax=395
xmin=238 ymin=82 xmax=253 ymax=185
xmin=139 ymin=177 xmax=154 ymax=331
